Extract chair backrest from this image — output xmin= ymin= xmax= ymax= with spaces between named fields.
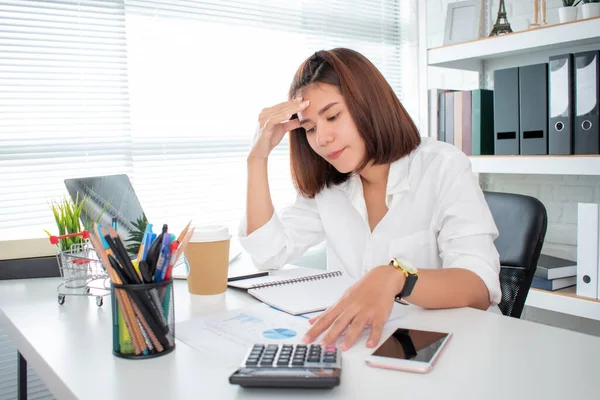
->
xmin=483 ymin=191 xmax=548 ymax=318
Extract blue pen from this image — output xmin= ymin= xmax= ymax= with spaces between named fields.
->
xmin=138 ymin=223 xmax=153 ymax=262
xmin=97 ymin=225 xmax=111 ymax=251
xmin=154 ymin=232 xmax=172 ymax=282
xmin=141 ymin=227 xmax=155 ymax=261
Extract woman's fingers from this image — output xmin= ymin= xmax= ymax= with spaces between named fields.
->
xmin=366 ymin=319 xmax=385 ymax=348
xmin=260 ymin=101 xmax=309 ymax=128
xmin=303 ymin=306 xmax=339 ymax=344
xmin=281 ymin=118 xmax=301 ymax=133
xmin=321 ymin=310 xmax=355 ymax=345
xmin=268 ymin=96 xmax=305 ymax=115
xmin=339 ymin=315 xmax=369 ymax=351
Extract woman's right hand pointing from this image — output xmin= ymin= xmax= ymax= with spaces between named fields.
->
xmin=249 ymin=97 xmax=310 ymax=160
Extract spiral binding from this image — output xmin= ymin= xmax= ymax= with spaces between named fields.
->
xmin=251 ymin=270 xmax=343 ymax=290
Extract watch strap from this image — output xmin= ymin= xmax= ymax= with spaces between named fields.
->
xmin=398 ymin=273 xmax=418 ymax=299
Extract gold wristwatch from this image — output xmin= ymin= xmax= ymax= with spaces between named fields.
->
xmin=389 ymin=258 xmax=419 ymax=302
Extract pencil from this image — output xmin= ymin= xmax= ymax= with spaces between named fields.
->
xmin=177 ymin=221 xmax=192 ymax=243
xmin=131 ymin=300 xmax=164 ymax=352
xmin=90 ymin=230 xmax=147 ymax=355
xmin=173 ymin=226 xmax=195 ymax=267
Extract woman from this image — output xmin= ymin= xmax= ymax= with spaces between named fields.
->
xmin=240 ymin=48 xmax=501 ymax=351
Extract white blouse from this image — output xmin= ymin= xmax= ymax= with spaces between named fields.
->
xmin=239 ymin=138 xmax=502 ymax=306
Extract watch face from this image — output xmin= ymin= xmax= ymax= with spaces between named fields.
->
xmin=399 ymin=259 xmax=418 ymax=275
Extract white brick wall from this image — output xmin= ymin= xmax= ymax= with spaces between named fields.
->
xmin=480 ymin=174 xmax=600 ymax=261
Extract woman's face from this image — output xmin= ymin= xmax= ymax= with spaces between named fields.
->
xmin=296 ymin=83 xmax=366 ymax=174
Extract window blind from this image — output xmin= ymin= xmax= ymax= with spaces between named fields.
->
xmin=0 ymin=0 xmax=418 ymax=242
xmin=0 ymin=0 xmax=132 ymax=241
xmin=124 ymin=0 xmax=415 ymax=235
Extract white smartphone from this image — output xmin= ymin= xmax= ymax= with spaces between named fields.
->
xmin=365 ymin=328 xmax=452 ymax=373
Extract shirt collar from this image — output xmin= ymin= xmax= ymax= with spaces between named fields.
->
xmin=337 ymin=154 xmax=411 ymax=197
xmin=386 ymin=155 xmax=411 ymax=195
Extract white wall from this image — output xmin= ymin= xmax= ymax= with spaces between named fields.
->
xmin=426 ymin=0 xmax=600 ymax=336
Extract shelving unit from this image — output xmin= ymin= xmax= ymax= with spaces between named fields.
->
xmin=470 ymin=155 xmax=600 ymax=175
xmin=428 ymin=16 xmax=600 ymax=70
xmin=426 ymin=13 xmax=600 ymax=319
xmin=526 ymin=287 xmax=600 ymax=321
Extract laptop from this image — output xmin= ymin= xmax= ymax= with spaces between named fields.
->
xmin=64 ymin=174 xmax=242 ymax=275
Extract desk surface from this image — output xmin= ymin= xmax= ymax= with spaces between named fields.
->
xmin=1 ymin=273 xmax=599 ymax=400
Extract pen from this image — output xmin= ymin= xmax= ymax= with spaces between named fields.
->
xmin=227 ymin=271 xmax=270 ymax=282
xmin=154 ymin=230 xmax=172 ymax=282
xmin=163 ymin=240 xmax=179 ymax=281
xmin=137 ymin=223 xmax=153 ymax=263
xmin=106 ymin=227 xmax=142 ymax=284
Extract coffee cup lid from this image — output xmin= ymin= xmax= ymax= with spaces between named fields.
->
xmin=190 ymin=225 xmax=231 ymax=242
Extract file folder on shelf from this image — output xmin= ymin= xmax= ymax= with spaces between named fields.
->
xmin=549 ymin=54 xmax=574 ymax=155
xmin=576 ymin=203 xmax=599 ymax=299
xmin=471 ymin=89 xmax=494 ymax=156
xmin=494 ymin=67 xmax=520 ymax=155
xmin=519 ymin=63 xmax=549 ymax=155
xmin=574 ymin=50 xmax=600 ymax=155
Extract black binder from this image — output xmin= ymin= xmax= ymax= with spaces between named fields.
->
xmin=519 ymin=63 xmax=548 ymax=155
xmin=494 ymin=67 xmax=520 ymax=155
xmin=549 ymin=54 xmax=574 ymax=155
xmin=574 ymin=50 xmax=600 ymax=155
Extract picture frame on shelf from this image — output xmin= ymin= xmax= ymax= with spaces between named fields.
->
xmin=443 ymin=0 xmax=483 ymax=45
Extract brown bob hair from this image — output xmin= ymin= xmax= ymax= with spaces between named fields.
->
xmin=288 ymin=48 xmax=421 ymax=198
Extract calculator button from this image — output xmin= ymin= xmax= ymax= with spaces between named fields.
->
xmin=266 ymin=344 xmax=278 ymax=350
xmin=259 ymin=359 xmax=274 ymax=366
xmin=291 ymin=360 xmax=305 ymax=366
xmin=245 ymin=359 xmax=259 ymax=366
xmin=276 ymin=359 xmax=289 ymax=366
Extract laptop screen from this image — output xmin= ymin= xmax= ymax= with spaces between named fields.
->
xmin=64 ymin=174 xmax=147 ymax=257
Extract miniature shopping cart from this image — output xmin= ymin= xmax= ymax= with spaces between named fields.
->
xmin=49 ymin=231 xmax=111 ymax=307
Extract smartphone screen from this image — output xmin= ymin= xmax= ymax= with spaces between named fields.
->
xmin=372 ymin=328 xmax=450 ymax=363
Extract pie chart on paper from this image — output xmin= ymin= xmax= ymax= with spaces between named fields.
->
xmin=262 ymin=328 xmax=297 ymax=340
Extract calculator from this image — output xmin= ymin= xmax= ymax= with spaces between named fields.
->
xmin=228 ymin=343 xmax=341 ymax=388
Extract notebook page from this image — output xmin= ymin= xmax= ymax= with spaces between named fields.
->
xmin=248 ymin=273 xmax=356 ymax=315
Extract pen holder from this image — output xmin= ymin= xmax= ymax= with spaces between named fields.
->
xmin=111 ymin=279 xmax=175 ymax=359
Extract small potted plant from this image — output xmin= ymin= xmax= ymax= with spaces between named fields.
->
xmin=45 ymin=193 xmax=108 ymax=287
xmin=559 ymin=0 xmax=581 ymax=23
xmin=582 ymin=0 xmax=600 ymax=18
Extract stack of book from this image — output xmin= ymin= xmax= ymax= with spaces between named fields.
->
xmin=531 ymin=254 xmax=577 ymax=291
xmin=436 ymin=89 xmax=494 ymax=156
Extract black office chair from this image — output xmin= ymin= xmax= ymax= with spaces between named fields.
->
xmin=483 ymin=191 xmax=548 ymax=319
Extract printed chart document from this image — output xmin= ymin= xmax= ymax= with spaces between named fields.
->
xmin=176 ymin=302 xmax=410 ymax=367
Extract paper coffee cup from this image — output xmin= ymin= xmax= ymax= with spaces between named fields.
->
xmin=184 ymin=225 xmax=231 ymax=295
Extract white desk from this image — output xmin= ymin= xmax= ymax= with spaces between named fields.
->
xmin=1 ymin=276 xmax=599 ymax=400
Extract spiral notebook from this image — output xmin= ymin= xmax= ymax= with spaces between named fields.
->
xmin=247 ymin=271 xmax=356 ymax=316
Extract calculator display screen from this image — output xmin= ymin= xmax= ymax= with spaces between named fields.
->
xmin=372 ymin=328 xmax=449 ymax=363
